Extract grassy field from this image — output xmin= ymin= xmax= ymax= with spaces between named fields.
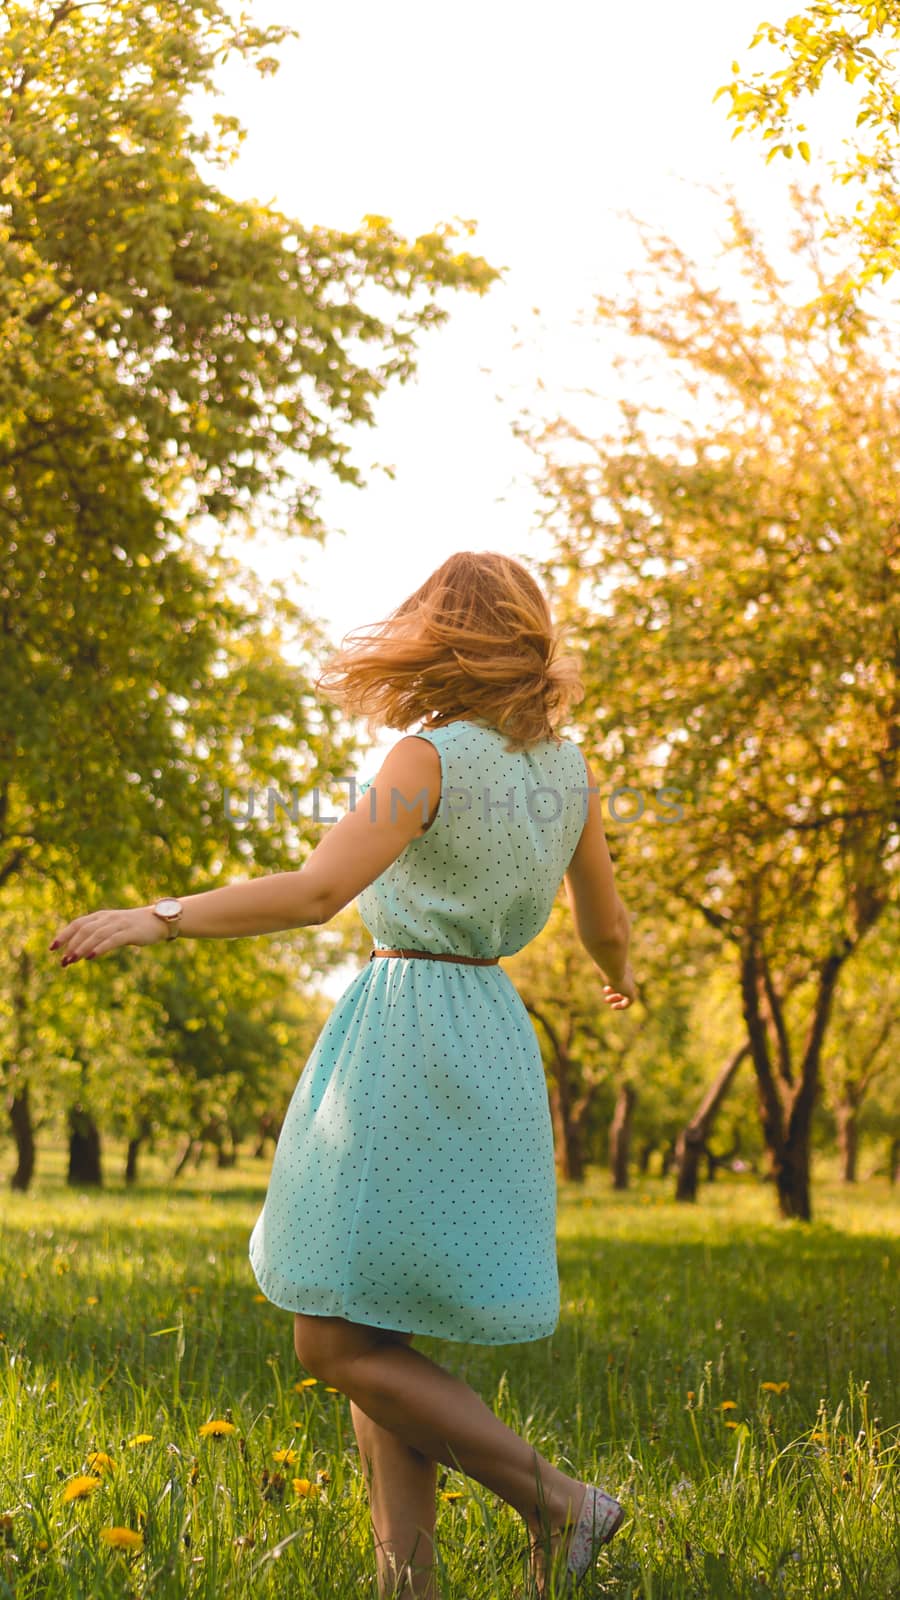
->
xmin=1 ymin=1151 xmax=898 ymax=1599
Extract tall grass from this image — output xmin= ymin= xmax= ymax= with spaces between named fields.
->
xmin=1 ymin=1154 xmax=897 ymax=1598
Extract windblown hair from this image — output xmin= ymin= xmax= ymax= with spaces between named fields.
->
xmin=314 ymin=550 xmax=585 ymax=753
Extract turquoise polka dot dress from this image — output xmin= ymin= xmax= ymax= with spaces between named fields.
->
xmin=249 ymin=717 xmax=588 ymax=1344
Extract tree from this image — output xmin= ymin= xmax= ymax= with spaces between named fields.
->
xmin=674 ymin=1042 xmax=750 ymax=1203
xmin=1 ymin=0 xmax=499 ymax=893
xmin=503 ymin=893 xmax=701 ymax=1184
xmin=532 ymin=182 xmax=898 ymax=1219
xmin=820 ymin=909 xmax=900 ymax=1179
xmin=718 ymin=2 xmax=900 ymax=302
xmin=503 ymin=904 xmax=624 ymax=1183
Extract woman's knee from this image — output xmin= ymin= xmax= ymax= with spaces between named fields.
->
xmin=293 ymin=1313 xmax=413 ymax=1380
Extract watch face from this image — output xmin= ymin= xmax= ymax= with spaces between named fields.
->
xmin=155 ymin=898 xmax=182 ymax=917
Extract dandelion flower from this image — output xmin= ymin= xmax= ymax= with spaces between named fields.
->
xmin=441 ymin=1490 xmax=464 ymax=1500
xmin=253 ymin=1293 xmax=267 ymax=1303
xmin=126 ymin=1435 xmax=154 ymax=1448
xmin=86 ymin=1451 xmax=115 ymax=1474
xmin=724 ymin=1421 xmax=740 ymax=1431
xmin=719 ymin=1401 xmax=737 ymax=1412
xmin=810 ymin=1430 xmax=828 ymax=1443
xmin=86 ymin=1296 xmax=99 ymax=1306
xmin=294 ymin=1378 xmax=318 ymax=1391
xmin=325 ymin=1386 xmax=340 ymax=1394
xmin=272 ymin=1448 xmax=298 ymax=1465
xmin=100 ymin=1527 xmax=143 ymax=1552
xmin=62 ymin=1475 xmax=102 ymax=1503
xmin=199 ymin=1420 xmax=236 ymax=1439
xmin=292 ymin=1478 xmax=322 ymax=1498
xmin=761 ymin=1381 xmax=790 ymax=1395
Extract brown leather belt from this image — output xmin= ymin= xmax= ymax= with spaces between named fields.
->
xmin=369 ymin=947 xmax=499 ymax=966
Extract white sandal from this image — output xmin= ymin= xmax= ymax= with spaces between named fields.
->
xmin=521 ymin=1482 xmax=624 ymax=1598
xmin=563 ymin=1482 xmax=624 ymax=1586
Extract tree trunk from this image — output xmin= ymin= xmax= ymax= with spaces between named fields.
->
xmin=6 ymin=950 xmax=35 ymax=1191
xmin=674 ymin=1043 xmax=750 ymax=1203
xmin=253 ymin=1111 xmax=282 ymax=1158
xmin=549 ymin=1056 xmax=587 ymax=1182
xmin=67 ymin=1105 xmax=103 ymax=1186
xmin=837 ymin=1106 xmax=859 ymax=1183
xmin=124 ymin=1136 xmax=142 ymax=1185
xmin=8 ymin=1084 xmax=35 ymax=1191
xmin=608 ymin=1082 xmax=636 ymax=1190
xmin=773 ymin=1135 xmax=812 ymax=1221
xmin=742 ymin=939 xmax=846 ymax=1224
xmin=890 ymin=1136 xmax=899 ymax=1186
xmin=172 ymin=1135 xmax=200 ymax=1178
xmin=124 ymin=1116 xmax=151 ymax=1185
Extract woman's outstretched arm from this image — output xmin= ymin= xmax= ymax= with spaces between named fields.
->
xmin=49 ymin=735 xmax=442 ymax=965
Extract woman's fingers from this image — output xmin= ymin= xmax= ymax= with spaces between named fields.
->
xmin=49 ymin=914 xmax=87 ymax=952
xmin=52 ymin=912 xmax=116 ymax=965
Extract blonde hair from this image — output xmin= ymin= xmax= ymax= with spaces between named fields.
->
xmin=314 ymin=550 xmax=585 ymax=753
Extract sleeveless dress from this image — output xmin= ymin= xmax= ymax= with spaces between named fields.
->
xmin=248 ymin=717 xmax=589 ymax=1344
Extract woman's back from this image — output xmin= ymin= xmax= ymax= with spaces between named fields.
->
xmin=356 ymin=717 xmax=588 ymax=959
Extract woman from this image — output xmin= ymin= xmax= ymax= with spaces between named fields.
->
xmin=51 ymin=551 xmax=637 ymax=1599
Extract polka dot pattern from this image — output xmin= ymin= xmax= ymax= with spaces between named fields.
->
xmin=249 ymin=719 xmax=589 ymax=1345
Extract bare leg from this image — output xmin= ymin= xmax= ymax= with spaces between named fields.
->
xmin=351 ymin=1398 xmax=438 ymax=1600
xmin=295 ymin=1316 xmax=587 ymax=1590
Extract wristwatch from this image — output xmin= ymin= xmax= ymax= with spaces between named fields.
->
xmin=152 ymin=897 xmax=183 ymax=940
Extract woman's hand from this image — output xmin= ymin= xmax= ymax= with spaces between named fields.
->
xmin=602 ymin=960 xmax=638 ymax=1010
xmin=49 ymin=906 xmax=168 ymax=968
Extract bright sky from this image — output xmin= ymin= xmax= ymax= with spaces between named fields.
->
xmin=186 ymin=0 xmax=863 ymax=991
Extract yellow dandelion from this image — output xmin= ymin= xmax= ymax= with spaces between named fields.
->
xmin=187 ymin=1285 xmax=202 ymax=1295
xmin=810 ymin=1430 xmax=828 ymax=1443
xmin=441 ymin=1490 xmax=464 ymax=1500
xmin=273 ymin=1448 xmax=298 ymax=1465
xmin=724 ymin=1420 xmax=740 ymax=1430
xmin=295 ymin=1378 xmax=318 ymax=1391
xmin=62 ymin=1475 xmax=102 ymax=1503
xmin=86 ymin=1451 xmax=115 ymax=1474
xmin=253 ymin=1293 xmax=267 ymax=1303
xmin=126 ymin=1434 xmax=154 ymax=1448
xmin=99 ymin=1527 xmax=143 ymax=1552
xmin=198 ymin=1419 xmax=236 ymax=1438
xmin=292 ymin=1478 xmax=322 ymax=1498
xmin=719 ymin=1401 xmax=737 ymax=1412
xmin=86 ymin=1296 xmax=99 ymax=1306
xmin=761 ymin=1381 xmax=790 ymax=1395
xmin=325 ymin=1386 xmax=340 ymax=1394
xmin=315 ymin=1469 xmax=330 ymax=1484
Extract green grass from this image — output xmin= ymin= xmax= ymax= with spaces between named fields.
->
xmin=1 ymin=1152 xmax=898 ymax=1598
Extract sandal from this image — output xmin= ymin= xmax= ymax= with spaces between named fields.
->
xmin=563 ymin=1483 xmax=624 ymax=1586
xmin=522 ymin=1482 xmax=624 ymax=1597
